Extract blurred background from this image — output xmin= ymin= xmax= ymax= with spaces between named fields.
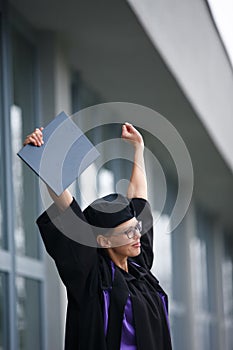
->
xmin=0 ymin=0 xmax=233 ymax=349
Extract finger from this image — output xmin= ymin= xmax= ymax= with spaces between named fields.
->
xmin=32 ymin=132 xmax=41 ymax=145
xmin=34 ymin=127 xmax=42 ymax=134
xmin=38 ymin=127 xmax=44 ymax=143
xmin=124 ymin=122 xmax=135 ymax=133
xmin=121 ymin=125 xmax=130 ymax=138
xmin=34 ymin=129 xmax=44 ymax=145
xmin=33 ymin=127 xmax=44 ymax=133
xmin=34 ymin=128 xmax=44 ymax=137
xmin=122 ymin=124 xmax=127 ymax=132
xmin=124 ymin=122 xmax=133 ymax=128
xmin=123 ymin=123 xmax=133 ymax=131
xmin=31 ymin=134 xmax=40 ymax=146
xmin=24 ymin=135 xmax=37 ymax=146
xmin=29 ymin=132 xmax=43 ymax=146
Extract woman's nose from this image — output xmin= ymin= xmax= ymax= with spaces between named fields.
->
xmin=134 ymin=230 xmax=141 ymax=239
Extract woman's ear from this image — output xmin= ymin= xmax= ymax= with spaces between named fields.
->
xmin=97 ymin=235 xmax=111 ymax=248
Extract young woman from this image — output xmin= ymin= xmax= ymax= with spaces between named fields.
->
xmin=24 ymin=123 xmax=172 ymax=350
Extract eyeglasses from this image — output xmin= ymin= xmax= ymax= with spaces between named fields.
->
xmin=110 ymin=221 xmax=142 ymax=239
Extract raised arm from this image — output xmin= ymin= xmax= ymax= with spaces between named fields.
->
xmin=23 ymin=127 xmax=73 ymax=211
xmin=121 ymin=123 xmax=147 ymax=200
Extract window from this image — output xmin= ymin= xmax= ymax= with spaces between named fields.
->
xmin=0 ymin=8 xmax=45 ymax=350
xmin=153 ymin=211 xmax=191 ymax=349
xmin=11 ymin=28 xmax=39 ymax=258
xmin=222 ymin=233 xmax=233 ymax=350
xmin=16 ymin=277 xmax=42 ymax=350
xmin=0 ymin=272 xmax=9 ymax=350
xmin=0 ymin=14 xmax=5 ymax=250
xmin=0 ymin=124 xmax=3 ymax=249
xmin=191 ymin=207 xmax=218 ymax=350
xmin=98 ymin=168 xmax=114 ymax=197
xmin=152 ymin=212 xmax=172 ymax=294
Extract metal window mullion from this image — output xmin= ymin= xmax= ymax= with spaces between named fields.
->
xmin=34 ymin=31 xmax=47 ymax=350
xmin=0 ymin=250 xmax=11 ymax=272
xmin=213 ymin=223 xmax=227 ymax=350
xmin=15 ymin=256 xmax=45 ymax=280
xmin=184 ymin=201 xmax=198 ymax=350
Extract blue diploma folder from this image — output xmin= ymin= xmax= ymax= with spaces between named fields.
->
xmin=17 ymin=111 xmax=100 ymax=195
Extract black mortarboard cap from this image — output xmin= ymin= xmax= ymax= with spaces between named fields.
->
xmin=83 ymin=193 xmax=136 ymax=231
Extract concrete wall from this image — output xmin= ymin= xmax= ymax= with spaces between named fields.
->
xmin=127 ymin=0 xmax=233 ymax=173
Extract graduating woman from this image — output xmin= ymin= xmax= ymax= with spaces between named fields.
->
xmin=23 ymin=123 xmax=172 ymax=350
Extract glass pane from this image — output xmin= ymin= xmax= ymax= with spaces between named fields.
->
xmin=195 ymin=320 xmax=211 ymax=350
xmin=0 ymin=272 xmax=9 ymax=350
xmin=0 ymin=173 xmax=3 ymax=249
xmin=98 ymin=168 xmax=114 ymax=197
xmin=11 ymin=28 xmax=39 ymax=258
xmin=16 ymin=276 xmax=42 ymax=350
xmin=170 ymin=314 xmax=189 ymax=350
xmin=191 ymin=208 xmax=216 ymax=312
xmin=222 ymin=234 xmax=233 ymax=317
xmin=194 ymin=321 xmax=218 ymax=350
xmin=152 ymin=212 xmax=172 ymax=295
xmin=171 ymin=219 xmax=187 ymax=303
xmin=225 ymin=323 xmax=233 ymax=350
xmin=222 ymin=233 xmax=233 ymax=350
xmin=191 ymin=235 xmax=209 ymax=309
xmin=209 ymin=323 xmax=219 ymax=350
xmin=222 ymin=258 xmax=233 ymax=317
xmin=0 ymin=16 xmax=5 ymax=250
xmin=11 ymin=105 xmax=25 ymax=254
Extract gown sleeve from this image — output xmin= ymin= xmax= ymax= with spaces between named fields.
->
xmin=130 ymin=198 xmax=154 ymax=270
xmin=36 ymin=197 xmax=98 ymax=303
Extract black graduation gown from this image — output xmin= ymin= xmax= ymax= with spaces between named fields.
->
xmin=37 ymin=197 xmax=172 ymax=350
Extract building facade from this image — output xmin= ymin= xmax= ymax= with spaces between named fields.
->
xmin=0 ymin=0 xmax=233 ymax=349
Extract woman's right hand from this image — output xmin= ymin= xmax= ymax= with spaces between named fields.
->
xmin=23 ymin=127 xmax=44 ymax=146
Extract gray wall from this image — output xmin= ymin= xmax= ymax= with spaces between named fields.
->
xmin=127 ymin=0 xmax=233 ymax=173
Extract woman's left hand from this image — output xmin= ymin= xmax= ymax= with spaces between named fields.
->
xmin=121 ymin=122 xmax=144 ymax=148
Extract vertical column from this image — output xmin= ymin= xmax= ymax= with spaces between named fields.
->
xmin=54 ymin=37 xmax=72 ymax=116
xmin=54 ymin=37 xmax=73 ymax=342
xmin=213 ymin=223 xmax=226 ymax=350
xmin=182 ymin=200 xmax=197 ymax=350
xmin=1 ymin=1 xmax=17 ymax=349
xmin=37 ymin=32 xmax=67 ymax=350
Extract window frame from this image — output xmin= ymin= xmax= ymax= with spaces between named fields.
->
xmin=0 ymin=3 xmax=46 ymax=349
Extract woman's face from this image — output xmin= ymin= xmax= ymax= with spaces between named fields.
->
xmin=98 ymin=217 xmax=142 ymax=258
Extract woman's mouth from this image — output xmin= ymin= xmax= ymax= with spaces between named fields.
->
xmin=132 ymin=242 xmax=141 ymax=248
